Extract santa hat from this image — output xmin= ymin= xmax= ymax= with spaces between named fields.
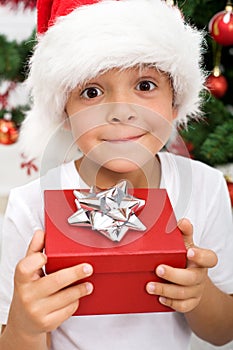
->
xmin=20 ymin=0 xmax=206 ymax=160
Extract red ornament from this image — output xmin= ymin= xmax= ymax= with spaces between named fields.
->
xmin=227 ymin=181 xmax=233 ymax=207
xmin=209 ymin=5 xmax=233 ymax=46
xmin=0 ymin=119 xmax=19 ymax=145
xmin=206 ymin=68 xmax=228 ymax=99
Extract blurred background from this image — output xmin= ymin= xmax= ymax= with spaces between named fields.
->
xmin=0 ymin=1 xmax=232 ymax=348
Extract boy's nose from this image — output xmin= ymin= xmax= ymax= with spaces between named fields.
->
xmin=108 ymin=114 xmax=137 ymax=124
xmin=106 ymin=103 xmax=138 ymax=124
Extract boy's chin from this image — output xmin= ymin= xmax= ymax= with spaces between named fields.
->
xmin=102 ymin=159 xmax=143 ymax=174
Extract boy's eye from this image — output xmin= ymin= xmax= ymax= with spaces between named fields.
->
xmin=136 ymin=80 xmax=157 ymax=91
xmin=81 ymin=87 xmax=103 ymax=99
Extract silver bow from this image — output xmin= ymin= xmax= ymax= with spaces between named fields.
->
xmin=68 ymin=181 xmax=146 ymax=242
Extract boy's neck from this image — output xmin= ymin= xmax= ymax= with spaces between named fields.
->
xmin=74 ymin=156 xmax=161 ymax=189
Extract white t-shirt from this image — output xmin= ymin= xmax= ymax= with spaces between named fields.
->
xmin=0 ymin=152 xmax=233 ymax=350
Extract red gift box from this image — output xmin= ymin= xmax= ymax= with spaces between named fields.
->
xmin=44 ymin=188 xmax=186 ymax=315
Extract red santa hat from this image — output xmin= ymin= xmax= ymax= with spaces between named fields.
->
xmin=20 ymin=0 xmax=206 ymax=160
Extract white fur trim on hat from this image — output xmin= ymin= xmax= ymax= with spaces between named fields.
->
xmin=20 ymin=0 xmax=206 ymax=159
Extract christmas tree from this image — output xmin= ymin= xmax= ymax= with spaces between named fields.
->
xmin=0 ymin=0 xmax=233 ymax=166
xmin=177 ymin=0 xmax=233 ymax=168
xmin=0 ymin=0 xmax=36 ymax=145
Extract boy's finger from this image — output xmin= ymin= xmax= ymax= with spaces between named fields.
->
xmin=37 ymin=263 xmax=93 ymax=296
xmin=41 ymin=300 xmax=81 ymax=332
xmin=177 ymin=218 xmax=195 ymax=250
xmin=187 ymin=247 xmax=218 ymax=268
xmin=159 ymin=296 xmax=198 ymax=314
xmin=15 ymin=252 xmax=47 ymax=283
xmin=43 ymin=282 xmax=94 ymax=331
xmin=146 ymin=280 xmax=199 ymax=300
xmin=43 ymin=282 xmax=93 ymax=315
xmin=155 ymin=264 xmax=204 ymax=286
xmin=26 ymin=230 xmax=45 ymax=256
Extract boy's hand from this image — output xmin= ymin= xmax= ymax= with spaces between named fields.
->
xmin=146 ymin=219 xmax=218 ymax=313
xmin=7 ymin=230 xmax=93 ymax=337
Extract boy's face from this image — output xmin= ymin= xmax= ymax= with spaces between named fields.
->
xmin=66 ymin=66 xmax=177 ymax=173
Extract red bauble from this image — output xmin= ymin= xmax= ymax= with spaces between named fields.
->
xmin=209 ymin=6 xmax=233 ymax=46
xmin=206 ymin=73 xmax=228 ymax=99
xmin=227 ymin=182 xmax=233 ymax=207
xmin=0 ymin=119 xmax=19 ymax=145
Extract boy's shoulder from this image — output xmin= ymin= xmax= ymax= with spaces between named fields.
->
xmin=160 ymin=151 xmax=224 ymax=181
xmin=159 ymin=152 xmax=226 ymax=204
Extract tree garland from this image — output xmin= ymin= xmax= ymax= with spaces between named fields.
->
xmin=0 ymin=0 xmax=36 ymax=10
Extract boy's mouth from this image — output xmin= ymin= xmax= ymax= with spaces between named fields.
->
xmin=103 ymin=133 xmax=146 ymax=143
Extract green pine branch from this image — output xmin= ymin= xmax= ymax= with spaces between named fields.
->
xmin=200 ymin=119 xmax=233 ymax=165
xmin=0 ymin=30 xmax=35 ymax=82
xmin=181 ymin=95 xmax=233 ymax=165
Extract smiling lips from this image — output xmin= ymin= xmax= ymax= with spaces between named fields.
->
xmin=104 ymin=134 xmax=145 ymax=143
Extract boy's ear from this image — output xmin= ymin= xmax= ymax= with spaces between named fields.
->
xmin=63 ymin=110 xmax=71 ymax=130
xmin=172 ymin=107 xmax=178 ymax=121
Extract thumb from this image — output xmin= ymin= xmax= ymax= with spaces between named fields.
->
xmin=15 ymin=231 xmax=46 ymax=284
xmin=178 ymin=218 xmax=196 ymax=268
xmin=26 ymin=230 xmax=45 ymax=257
xmin=177 ymin=218 xmax=194 ymax=250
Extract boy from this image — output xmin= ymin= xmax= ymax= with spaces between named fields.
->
xmin=0 ymin=1 xmax=233 ymax=349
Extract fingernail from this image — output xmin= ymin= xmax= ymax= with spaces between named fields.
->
xmin=85 ymin=282 xmax=93 ymax=294
xmin=159 ymin=296 xmax=167 ymax=305
xmin=83 ymin=264 xmax=93 ymax=275
xmin=157 ymin=266 xmax=165 ymax=277
xmin=147 ymin=282 xmax=156 ymax=293
xmin=187 ymin=248 xmax=195 ymax=258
